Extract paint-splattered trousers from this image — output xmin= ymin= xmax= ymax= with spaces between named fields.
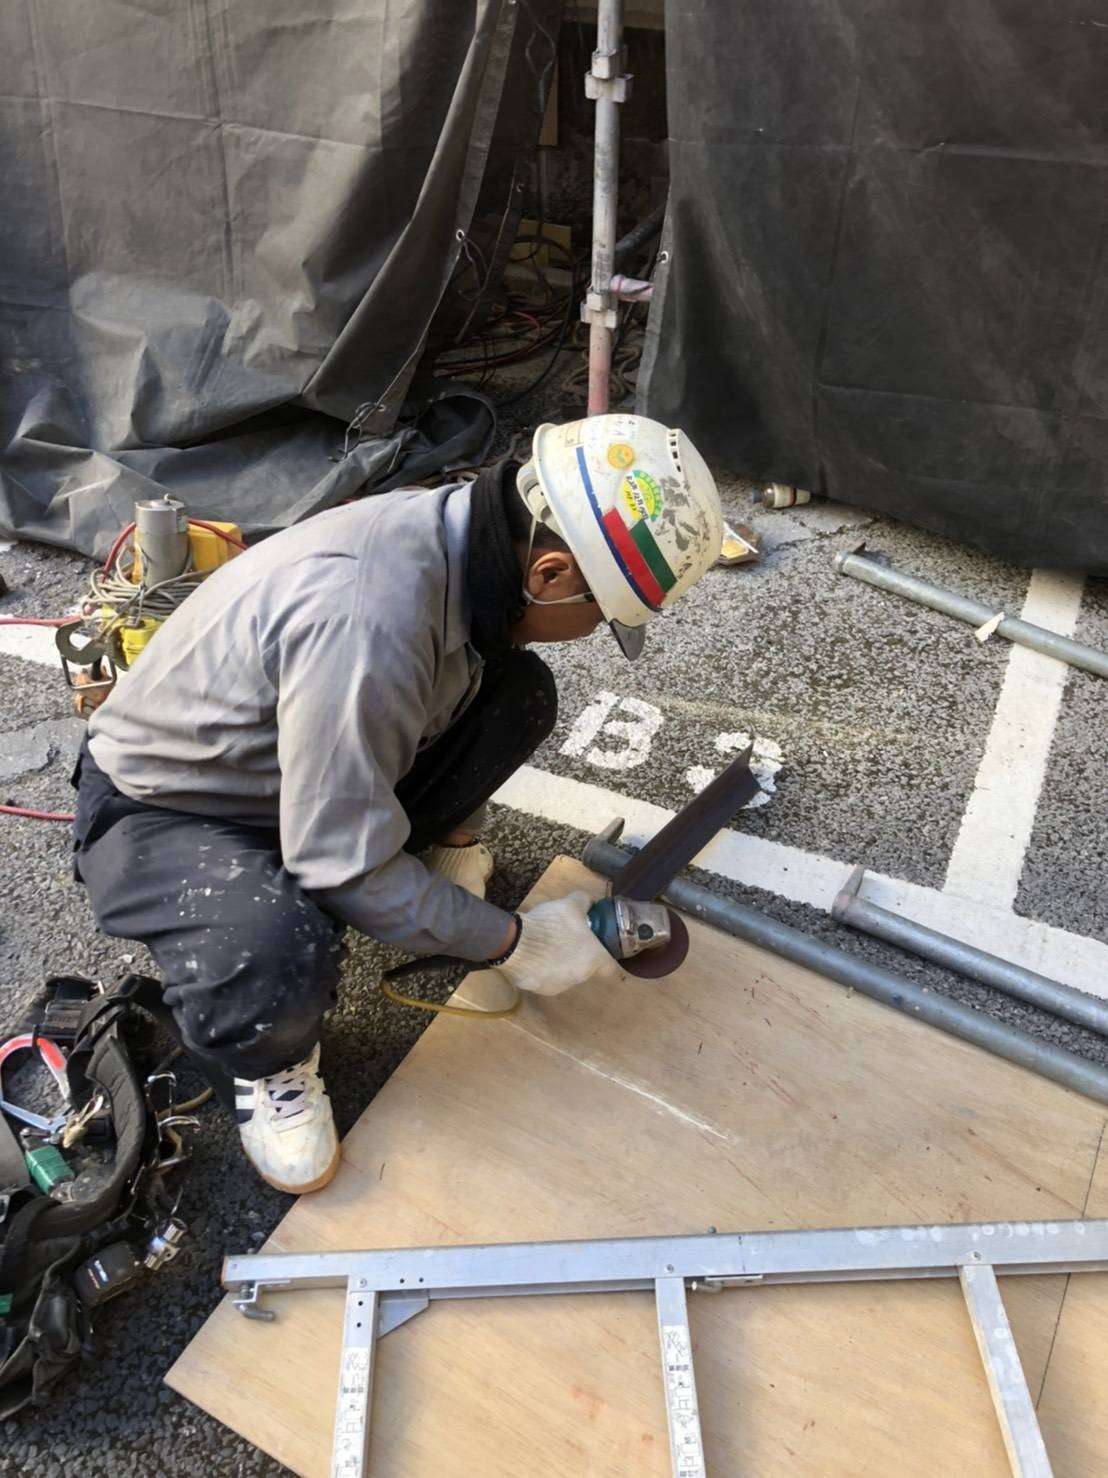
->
xmin=72 ymin=649 xmax=556 ymax=1080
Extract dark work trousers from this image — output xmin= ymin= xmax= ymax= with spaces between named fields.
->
xmin=72 ymin=649 xmax=556 ymax=1082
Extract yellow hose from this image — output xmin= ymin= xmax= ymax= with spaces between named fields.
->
xmin=379 ymin=977 xmax=521 ymax=1019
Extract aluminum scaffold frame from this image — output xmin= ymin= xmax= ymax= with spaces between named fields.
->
xmin=226 ymin=1217 xmax=1108 ymax=1477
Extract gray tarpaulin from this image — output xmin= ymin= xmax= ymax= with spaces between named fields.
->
xmin=640 ymin=0 xmax=1108 ymax=569
xmin=0 ymin=0 xmax=553 ymax=556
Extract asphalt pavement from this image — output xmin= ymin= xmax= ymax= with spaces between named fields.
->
xmin=0 ymin=449 xmax=1106 ymax=1474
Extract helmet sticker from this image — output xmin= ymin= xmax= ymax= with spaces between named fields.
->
xmin=576 ymin=446 xmax=672 ymax=610
xmin=607 ymin=441 xmax=635 ymax=470
xmin=619 ymin=468 xmax=662 ymax=522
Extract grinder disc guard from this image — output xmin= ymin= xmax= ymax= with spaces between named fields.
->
xmin=623 ymin=909 xmax=689 ymax=978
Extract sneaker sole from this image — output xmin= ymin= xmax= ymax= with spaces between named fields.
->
xmin=258 ymin=1138 xmax=342 ymax=1196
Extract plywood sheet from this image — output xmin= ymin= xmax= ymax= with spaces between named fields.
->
xmin=168 ymin=858 xmax=1108 ymax=1475
xmin=1035 ymin=1130 xmax=1108 ymax=1476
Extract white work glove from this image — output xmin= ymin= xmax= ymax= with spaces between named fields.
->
xmin=494 ymin=890 xmax=622 ymax=997
xmin=423 ymin=841 xmax=495 ymax=900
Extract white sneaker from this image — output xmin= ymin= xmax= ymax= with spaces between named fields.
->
xmin=423 ymin=840 xmax=495 ymax=899
xmin=234 ymin=1045 xmax=340 ymax=1194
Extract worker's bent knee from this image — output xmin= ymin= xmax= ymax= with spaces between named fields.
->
xmin=157 ymin=889 xmax=346 ymax=1080
xmin=73 ymin=800 xmax=346 ymax=1078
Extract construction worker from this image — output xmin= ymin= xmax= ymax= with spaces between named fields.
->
xmin=71 ymin=415 xmax=724 ymax=1194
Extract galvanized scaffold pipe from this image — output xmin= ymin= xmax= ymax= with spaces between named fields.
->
xmin=583 ymin=0 xmax=628 ymax=415
xmin=835 ymin=545 xmax=1108 ymax=680
xmin=833 ymin=866 xmax=1108 ymax=1038
xmin=582 ymin=826 xmax=1108 ymax=1106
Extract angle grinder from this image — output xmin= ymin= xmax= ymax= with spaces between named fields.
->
xmin=580 ymin=745 xmax=763 ymax=979
xmin=385 ymin=749 xmax=761 ymax=996
xmin=586 ymin=895 xmax=689 ymax=979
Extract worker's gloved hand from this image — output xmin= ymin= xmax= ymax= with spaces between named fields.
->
xmin=423 ymin=841 xmax=495 ymax=900
xmin=493 ymin=890 xmax=621 ymax=997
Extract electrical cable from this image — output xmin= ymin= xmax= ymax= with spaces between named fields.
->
xmin=497 ymin=257 xmax=579 ymax=409
xmin=90 ymin=562 xmax=208 ymax=624
xmin=165 ymin=1087 xmax=214 ymax=1114
xmin=101 ymin=518 xmax=243 ymax=575
xmin=436 ymin=231 xmax=579 ymax=378
xmin=89 ymin=516 xmax=247 ymax=642
xmin=517 ymin=0 xmax=558 ymax=121
xmin=434 ymin=229 xmax=583 ymax=398
xmin=379 ymin=976 xmax=521 ymax=1020
xmin=101 ymin=522 xmax=135 ymax=574
xmin=1 ymin=513 xmax=247 ymax=826
xmin=438 ymin=319 xmax=567 ymax=378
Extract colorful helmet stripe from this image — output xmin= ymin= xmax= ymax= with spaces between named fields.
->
xmin=575 ymin=446 xmax=664 ymax=612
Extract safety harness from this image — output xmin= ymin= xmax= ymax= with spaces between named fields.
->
xmin=0 ymin=975 xmax=198 ymax=1416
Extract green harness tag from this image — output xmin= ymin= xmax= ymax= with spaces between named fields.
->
xmin=25 ymin=1145 xmax=73 ymax=1193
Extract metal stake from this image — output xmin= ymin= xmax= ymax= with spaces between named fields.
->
xmin=835 ymin=545 xmax=1108 ymax=680
xmin=960 ymin=1265 xmax=1053 ymax=1477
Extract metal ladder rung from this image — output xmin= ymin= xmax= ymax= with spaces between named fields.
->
xmin=960 ymin=1263 xmax=1053 ymax=1478
xmin=332 ymin=1286 xmax=378 ymax=1478
xmin=655 ymin=1276 xmax=707 ymax=1478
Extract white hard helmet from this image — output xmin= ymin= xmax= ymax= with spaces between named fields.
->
xmin=516 ymin=414 xmax=724 ymax=659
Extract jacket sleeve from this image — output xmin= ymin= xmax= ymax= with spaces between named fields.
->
xmin=272 ymin=583 xmax=512 ymax=961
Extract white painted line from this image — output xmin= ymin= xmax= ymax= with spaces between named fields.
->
xmin=495 ymin=764 xmax=1108 ymax=1002
xmin=0 ymin=622 xmax=65 ymax=667
xmin=944 ymin=571 xmax=1085 ymax=912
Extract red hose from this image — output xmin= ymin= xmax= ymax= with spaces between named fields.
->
xmin=0 ymin=617 xmax=75 ymax=627
xmin=0 ymin=804 xmax=75 ymax=822
xmin=100 ymin=516 xmax=244 ymax=575
xmin=101 ymin=520 xmax=136 ymax=573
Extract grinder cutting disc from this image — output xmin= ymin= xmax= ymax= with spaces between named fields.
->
xmin=609 ymin=746 xmax=758 ymax=980
xmin=622 ymin=908 xmax=689 ymax=979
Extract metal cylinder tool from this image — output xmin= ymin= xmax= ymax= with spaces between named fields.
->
xmin=133 ymin=497 xmax=190 ymax=586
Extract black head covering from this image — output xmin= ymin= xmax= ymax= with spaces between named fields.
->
xmin=465 ymin=460 xmax=526 ymax=659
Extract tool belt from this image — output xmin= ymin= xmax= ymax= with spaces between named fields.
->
xmin=0 ymin=975 xmax=194 ymax=1417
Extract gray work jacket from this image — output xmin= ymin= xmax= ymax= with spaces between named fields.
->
xmin=88 ymin=485 xmax=512 ymax=960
